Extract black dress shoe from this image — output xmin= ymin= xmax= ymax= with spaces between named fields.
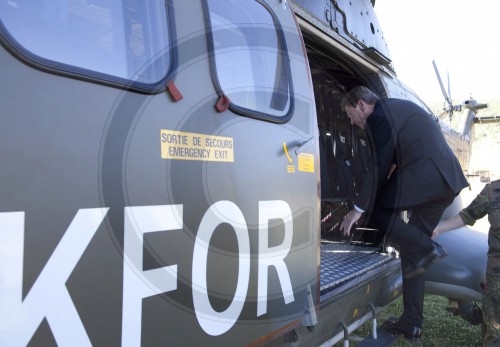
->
xmin=383 ymin=320 xmax=421 ymax=340
xmin=401 ymin=325 xmax=422 ymax=341
xmin=405 ymin=242 xmax=447 ymax=278
xmin=383 ymin=319 xmax=404 ymax=335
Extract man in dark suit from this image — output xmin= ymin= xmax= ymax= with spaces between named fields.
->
xmin=339 ymin=86 xmax=468 ymax=340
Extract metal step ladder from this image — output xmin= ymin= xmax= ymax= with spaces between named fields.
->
xmin=338 ymin=315 xmax=401 ymax=347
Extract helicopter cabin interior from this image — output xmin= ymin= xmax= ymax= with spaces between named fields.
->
xmin=304 ymin=37 xmax=400 ymax=299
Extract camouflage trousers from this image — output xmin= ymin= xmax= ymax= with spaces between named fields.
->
xmin=483 ymin=262 xmax=500 ymax=347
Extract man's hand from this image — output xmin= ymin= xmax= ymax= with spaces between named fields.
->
xmin=340 ymin=209 xmax=363 ymax=237
xmin=431 ymin=226 xmax=441 ymax=239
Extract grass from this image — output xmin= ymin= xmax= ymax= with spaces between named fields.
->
xmin=335 ymin=294 xmax=483 ymax=346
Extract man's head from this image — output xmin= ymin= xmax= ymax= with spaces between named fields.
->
xmin=341 ymin=86 xmax=379 ymax=129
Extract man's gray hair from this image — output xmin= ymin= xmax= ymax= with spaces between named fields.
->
xmin=341 ymin=86 xmax=379 ymax=111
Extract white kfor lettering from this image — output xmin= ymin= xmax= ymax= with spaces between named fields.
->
xmin=122 ymin=205 xmax=182 ymax=347
xmin=192 ymin=201 xmax=250 ymax=336
xmin=257 ymin=201 xmax=294 ymax=317
xmin=0 ymin=209 xmax=108 ymax=347
xmin=0 ymin=201 xmax=295 ymax=343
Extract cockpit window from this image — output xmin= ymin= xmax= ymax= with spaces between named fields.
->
xmin=0 ymin=0 xmax=174 ymax=91
xmin=205 ymin=0 xmax=294 ymax=121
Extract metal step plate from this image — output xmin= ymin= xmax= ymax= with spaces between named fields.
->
xmin=320 ymin=241 xmax=395 ymax=295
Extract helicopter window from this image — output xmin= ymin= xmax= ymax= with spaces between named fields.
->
xmin=205 ymin=0 xmax=293 ymax=121
xmin=0 ymin=0 xmax=174 ymax=90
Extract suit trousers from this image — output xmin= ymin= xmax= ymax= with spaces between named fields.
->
xmin=369 ymin=194 xmax=456 ymax=328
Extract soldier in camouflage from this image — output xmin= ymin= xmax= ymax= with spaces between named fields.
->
xmin=433 ymin=179 xmax=500 ymax=346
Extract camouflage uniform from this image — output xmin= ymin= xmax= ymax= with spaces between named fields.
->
xmin=460 ymin=179 xmax=500 ymax=347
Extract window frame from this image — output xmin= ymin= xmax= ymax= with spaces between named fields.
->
xmin=0 ymin=1 xmax=178 ymax=94
xmin=203 ymin=0 xmax=295 ymax=123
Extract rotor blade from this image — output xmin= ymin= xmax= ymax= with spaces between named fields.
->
xmin=447 ymin=70 xmax=451 ymax=101
xmin=432 ymin=60 xmax=452 ymax=106
xmin=437 ymin=110 xmax=450 ymax=120
xmin=475 ymin=115 xmax=500 ymax=123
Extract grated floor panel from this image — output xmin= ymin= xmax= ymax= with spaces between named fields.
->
xmin=320 ymin=241 xmax=395 ymax=295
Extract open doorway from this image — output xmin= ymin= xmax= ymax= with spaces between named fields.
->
xmin=305 ymin=40 xmax=384 ymax=247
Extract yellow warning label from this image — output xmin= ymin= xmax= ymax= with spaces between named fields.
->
xmin=287 ymin=165 xmax=296 ymax=173
xmin=161 ymin=130 xmax=234 ymax=162
xmin=298 ymin=153 xmax=314 ymax=173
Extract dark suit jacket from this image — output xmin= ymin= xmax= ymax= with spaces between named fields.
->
xmin=355 ymin=99 xmax=468 ymax=211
